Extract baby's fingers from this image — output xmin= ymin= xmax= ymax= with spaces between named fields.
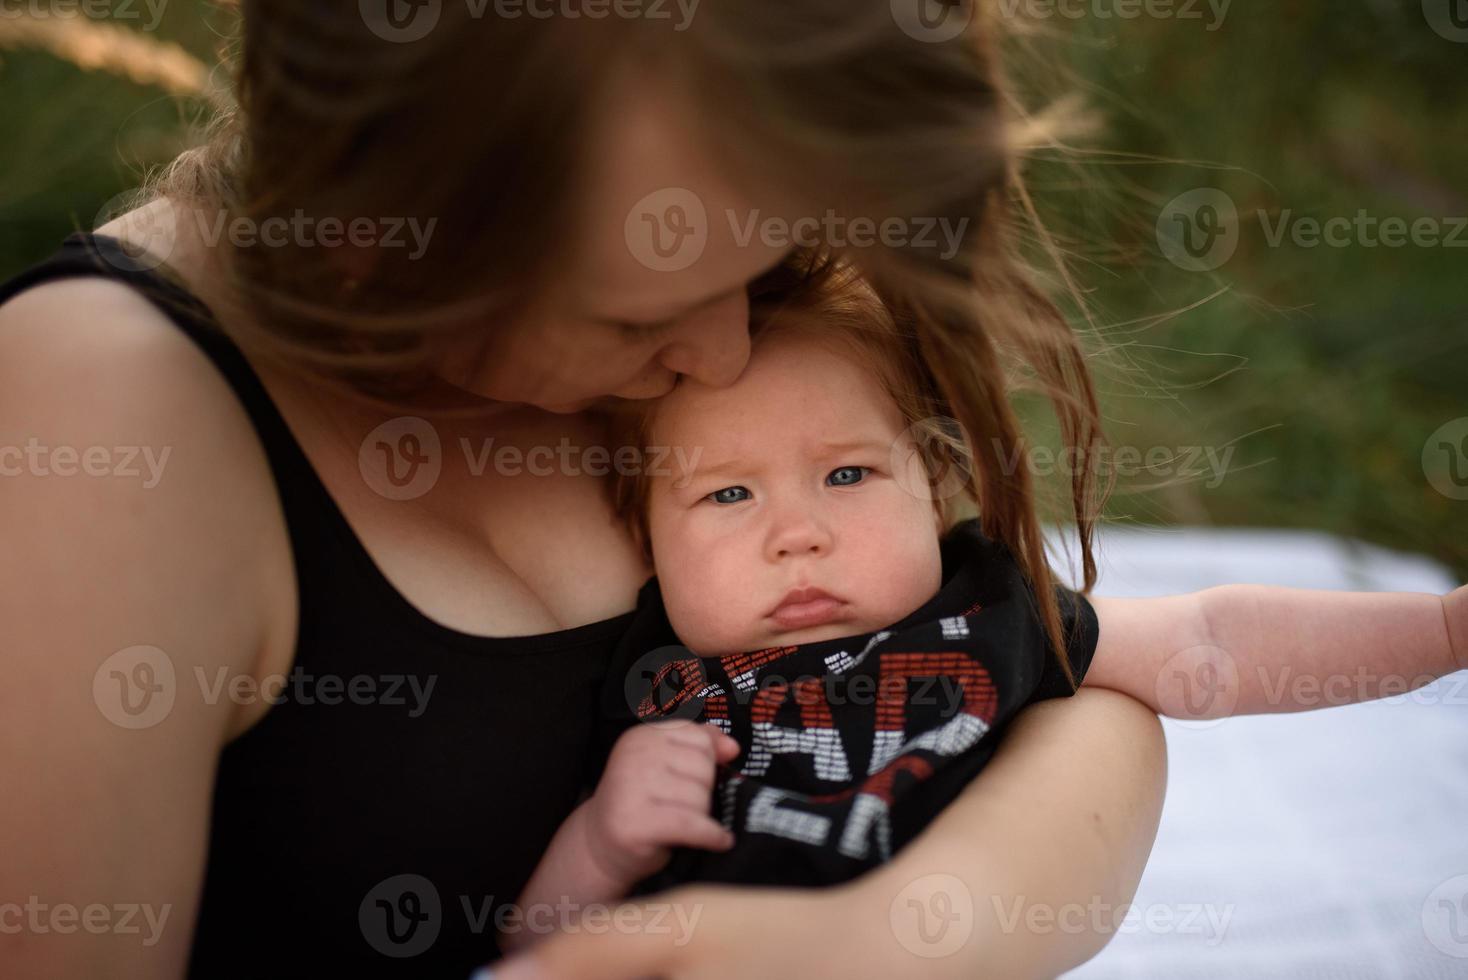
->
xmin=710 ymin=728 xmax=741 ymax=764
xmin=662 ymin=741 xmax=736 ymax=788
xmin=654 ymin=719 xmax=740 ymax=763
xmin=645 ymin=805 xmax=735 ymax=853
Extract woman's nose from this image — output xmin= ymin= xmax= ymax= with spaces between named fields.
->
xmin=658 ymin=290 xmax=750 ymax=387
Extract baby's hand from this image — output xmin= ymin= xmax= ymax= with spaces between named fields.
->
xmin=581 ymin=719 xmax=741 ymax=888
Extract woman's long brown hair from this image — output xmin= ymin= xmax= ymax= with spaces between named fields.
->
xmin=152 ymin=0 xmax=1112 ymax=688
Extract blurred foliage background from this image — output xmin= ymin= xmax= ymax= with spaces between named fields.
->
xmin=1 ymin=1 xmax=1464 ymax=576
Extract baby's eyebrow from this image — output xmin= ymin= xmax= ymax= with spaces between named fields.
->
xmin=676 ymin=458 xmax=750 ymax=483
xmin=676 ymin=435 xmax=893 ymax=484
xmin=813 ymin=436 xmax=892 ymax=456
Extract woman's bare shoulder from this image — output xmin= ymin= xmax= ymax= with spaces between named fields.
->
xmin=0 ymin=276 xmax=298 ymax=736
xmin=0 ymin=274 xmax=306 ymax=972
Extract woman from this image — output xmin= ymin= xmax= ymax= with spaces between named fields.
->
xmin=0 ymin=2 xmax=1166 ymax=977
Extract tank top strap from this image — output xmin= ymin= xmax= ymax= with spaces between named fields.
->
xmin=0 ymin=232 xmax=331 ymax=513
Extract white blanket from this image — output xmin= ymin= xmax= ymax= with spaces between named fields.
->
xmin=1049 ymin=527 xmax=1468 ymax=978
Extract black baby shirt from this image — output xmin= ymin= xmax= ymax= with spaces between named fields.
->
xmin=595 ymin=518 xmax=1100 ymax=893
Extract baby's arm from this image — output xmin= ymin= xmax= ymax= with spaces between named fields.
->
xmin=500 ymin=719 xmax=740 ymax=952
xmin=1086 ymin=584 xmax=1467 ymax=718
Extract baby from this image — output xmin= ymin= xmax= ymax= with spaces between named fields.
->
xmin=507 ymin=273 xmax=1467 ymax=935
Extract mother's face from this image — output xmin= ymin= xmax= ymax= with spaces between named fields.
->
xmin=455 ymin=80 xmax=796 ymax=414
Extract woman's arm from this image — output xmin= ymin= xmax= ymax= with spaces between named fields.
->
xmin=0 ymin=283 xmax=294 ymax=979
xmin=489 ymin=686 xmax=1166 ymax=980
xmin=849 ymin=686 xmax=1167 ymax=978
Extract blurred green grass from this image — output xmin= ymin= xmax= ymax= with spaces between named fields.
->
xmin=2 ymin=2 xmax=1463 ymax=577
xmin=1012 ymin=5 xmax=1467 ymax=577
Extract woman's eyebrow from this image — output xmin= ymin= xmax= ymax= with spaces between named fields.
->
xmin=592 ymin=288 xmax=738 ymax=328
xmin=594 ymin=247 xmax=796 ymax=327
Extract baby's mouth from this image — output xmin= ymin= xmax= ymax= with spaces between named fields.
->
xmin=768 ymin=591 xmax=848 ymax=631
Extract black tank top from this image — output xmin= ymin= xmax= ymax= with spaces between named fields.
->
xmin=0 ymin=234 xmax=637 ymax=977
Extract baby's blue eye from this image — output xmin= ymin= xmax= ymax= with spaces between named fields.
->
xmin=828 ymin=466 xmax=867 ymax=486
xmin=708 ymin=486 xmax=751 ymax=505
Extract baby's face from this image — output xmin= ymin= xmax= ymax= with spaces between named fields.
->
xmin=645 ymin=326 xmax=945 ymax=656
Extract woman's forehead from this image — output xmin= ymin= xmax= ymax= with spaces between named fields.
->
xmin=569 ymin=77 xmax=804 ymax=320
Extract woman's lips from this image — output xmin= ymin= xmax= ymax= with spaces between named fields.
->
xmin=768 ymin=590 xmax=847 ymax=631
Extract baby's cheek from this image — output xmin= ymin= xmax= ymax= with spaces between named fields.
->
xmin=663 ymin=585 xmax=743 ymax=656
xmin=865 ymin=545 xmax=944 ymax=624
